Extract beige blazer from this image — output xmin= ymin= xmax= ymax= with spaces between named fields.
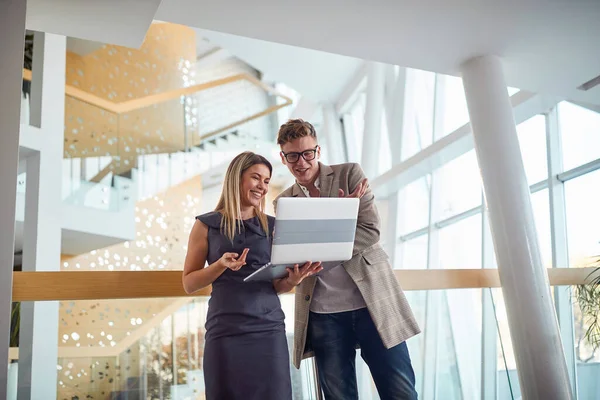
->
xmin=275 ymin=162 xmax=421 ymax=368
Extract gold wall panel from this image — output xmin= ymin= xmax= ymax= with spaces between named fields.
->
xmin=59 ymin=175 xmax=203 ymax=347
xmin=51 ymin=177 xmax=282 ymax=397
xmin=64 ymin=22 xmax=197 ymax=166
xmin=56 ymin=174 xmax=202 ymax=398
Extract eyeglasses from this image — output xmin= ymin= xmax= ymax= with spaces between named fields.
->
xmin=281 ymin=146 xmax=319 ymax=163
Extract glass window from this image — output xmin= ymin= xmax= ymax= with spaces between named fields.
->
xmin=437 ymin=150 xmax=482 ymax=220
xmin=398 ymin=235 xmax=428 ymax=270
xmin=437 ymin=74 xmax=520 ymax=139
xmin=378 ymin=112 xmax=392 ymax=175
xmin=517 ymin=114 xmax=548 ymax=184
xmin=401 ymin=289 xmax=482 ymax=399
xmin=565 ymin=168 xmax=600 ymax=267
xmin=507 ymin=87 xmax=520 ymax=96
xmin=434 ymin=292 xmax=464 ymax=400
xmin=441 ymin=288 xmax=483 ymax=399
xmin=440 ymin=75 xmax=469 ymax=137
xmin=348 ymin=92 xmax=366 ymax=160
xmin=492 ymin=288 xmax=522 ymax=399
xmin=565 ymin=170 xmax=600 ymax=388
xmin=559 ymin=101 xmax=600 ymax=171
xmin=402 ymin=69 xmax=435 ymax=160
xmin=397 ymin=176 xmax=431 ymax=235
xmin=531 ymin=189 xmax=552 ymax=267
xmin=439 ymin=213 xmax=482 ymax=269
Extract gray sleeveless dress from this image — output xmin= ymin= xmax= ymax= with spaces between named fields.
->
xmin=197 ymin=212 xmax=292 ymax=400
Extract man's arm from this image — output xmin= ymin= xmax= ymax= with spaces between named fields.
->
xmin=347 ymin=163 xmax=381 ymax=255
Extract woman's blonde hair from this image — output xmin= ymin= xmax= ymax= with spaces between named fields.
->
xmin=215 ymin=151 xmax=272 ymax=241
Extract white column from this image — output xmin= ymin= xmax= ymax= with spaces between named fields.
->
xmin=461 ymin=55 xmax=572 ymax=399
xmin=321 ymin=104 xmax=345 ymax=165
xmin=0 ymin=2 xmax=27 ymax=398
xmin=361 ymin=61 xmax=385 ymax=179
xmin=383 ymin=68 xmax=407 ymax=262
xmin=18 ymin=32 xmax=65 ymax=400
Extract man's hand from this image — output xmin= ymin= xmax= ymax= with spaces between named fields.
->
xmin=338 ymin=178 xmax=368 ymax=198
xmin=286 ymin=261 xmax=323 ymax=286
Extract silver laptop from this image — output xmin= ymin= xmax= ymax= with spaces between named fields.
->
xmin=244 ymin=197 xmax=359 ymax=282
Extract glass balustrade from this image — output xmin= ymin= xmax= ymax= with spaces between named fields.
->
xmin=6 ymin=286 xmax=545 ymax=400
xmin=9 ymin=296 xmax=319 ymax=400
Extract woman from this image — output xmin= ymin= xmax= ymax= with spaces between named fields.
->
xmin=182 ymin=151 xmax=321 ymax=400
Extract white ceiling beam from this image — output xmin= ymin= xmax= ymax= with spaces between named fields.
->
xmin=371 ymin=91 xmax=562 ymax=198
xmin=335 ymin=61 xmax=367 ymax=115
xmin=26 ymin=0 xmax=163 ymax=49
xmin=156 ymin=1 xmax=600 ymax=105
xmin=66 ymin=37 xmax=104 ymax=56
xmin=290 ymin=97 xmax=319 ymax=121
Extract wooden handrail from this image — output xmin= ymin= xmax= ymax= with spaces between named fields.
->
xmin=8 ymin=267 xmax=595 ymax=361
xmin=11 ymin=268 xmax=596 ymax=302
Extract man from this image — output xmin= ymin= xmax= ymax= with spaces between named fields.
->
xmin=274 ymin=119 xmax=421 ymax=400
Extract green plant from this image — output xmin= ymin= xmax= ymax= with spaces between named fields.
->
xmin=10 ymin=302 xmax=20 ymax=348
xmin=22 ymin=32 xmax=34 ymax=96
xmin=575 ymin=257 xmax=600 ymax=354
xmin=23 ymin=32 xmax=33 ymax=70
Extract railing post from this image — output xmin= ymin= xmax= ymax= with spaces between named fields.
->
xmin=18 ymin=32 xmax=66 ymax=400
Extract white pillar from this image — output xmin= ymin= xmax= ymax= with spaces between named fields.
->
xmin=361 ymin=61 xmax=385 ymax=179
xmin=0 ymin=1 xmax=27 ymax=398
xmin=321 ymin=104 xmax=345 ymax=164
xmin=461 ymin=55 xmax=572 ymax=399
xmin=386 ymin=67 xmax=407 ymax=163
xmin=18 ymin=32 xmax=65 ymax=400
xmin=383 ymin=67 xmax=407 ymax=262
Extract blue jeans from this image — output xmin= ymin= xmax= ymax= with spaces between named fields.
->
xmin=308 ymin=308 xmax=417 ymax=400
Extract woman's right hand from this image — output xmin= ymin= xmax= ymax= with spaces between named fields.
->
xmin=218 ymin=248 xmax=249 ymax=271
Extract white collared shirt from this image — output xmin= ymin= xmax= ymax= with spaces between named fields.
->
xmin=297 ymin=177 xmax=320 ymax=197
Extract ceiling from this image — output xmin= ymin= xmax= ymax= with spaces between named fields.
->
xmin=26 ymin=0 xmax=162 ymax=48
xmin=66 ymin=37 xmax=104 ymax=56
xmin=194 ymin=29 xmax=364 ymax=103
xmin=153 ymin=0 xmax=600 ymax=105
xmin=24 ymin=1 xmax=600 ymax=104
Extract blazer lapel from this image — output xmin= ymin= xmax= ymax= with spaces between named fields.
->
xmin=290 ymin=183 xmax=306 ymax=198
xmin=318 ymin=162 xmax=335 ymax=198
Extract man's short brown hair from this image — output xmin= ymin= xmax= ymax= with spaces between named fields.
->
xmin=276 ymin=119 xmax=318 ymax=146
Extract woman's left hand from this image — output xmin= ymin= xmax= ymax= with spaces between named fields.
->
xmin=285 ymin=261 xmax=323 ymax=286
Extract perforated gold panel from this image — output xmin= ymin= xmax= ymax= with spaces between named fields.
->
xmin=64 ymin=22 xmax=197 ymax=172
